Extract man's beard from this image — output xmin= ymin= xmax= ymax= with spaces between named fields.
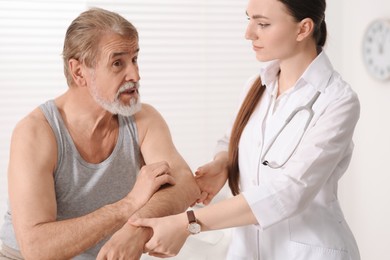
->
xmin=91 ymin=81 xmax=142 ymax=117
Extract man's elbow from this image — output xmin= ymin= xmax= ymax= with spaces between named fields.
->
xmin=191 ymin=178 xmax=202 ymax=200
xmin=182 ymin=174 xmax=201 ymax=208
xmin=18 ymin=237 xmax=45 ymax=260
xmin=17 ymin=232 xmax=57 ymax=260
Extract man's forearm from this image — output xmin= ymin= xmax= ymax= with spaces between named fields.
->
xmin=97 ymin=168 xmax=200 ymax=260
xmin=17 ymin=199 xmax=134 ymax=260
xmin=135 ymin=167 xmax=200 ymax=218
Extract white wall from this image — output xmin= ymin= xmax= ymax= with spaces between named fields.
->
xmin=335 ymin=1 xmax=390 ymax=260
xmin=0 ymin=0 xmax=389 ymax=259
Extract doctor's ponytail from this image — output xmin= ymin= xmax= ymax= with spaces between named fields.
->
xmin=228 ymin=77 xmax=265 ymax=195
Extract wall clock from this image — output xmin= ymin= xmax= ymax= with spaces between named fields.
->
xmin=362 ymin=19 xmax=390 ymax=81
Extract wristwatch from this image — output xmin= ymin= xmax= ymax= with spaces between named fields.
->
xmin=186 ymin=210 xmax=201 ymax=234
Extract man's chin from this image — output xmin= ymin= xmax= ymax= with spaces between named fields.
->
xmin=115 ymin=102 xmax=142 ymax=117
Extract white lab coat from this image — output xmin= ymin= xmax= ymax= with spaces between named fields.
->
xmin=216 ymin=52 xmax=360 ymax=260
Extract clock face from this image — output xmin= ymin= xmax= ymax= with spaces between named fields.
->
xmin=362 ymin=19 xmax=390 ymax=81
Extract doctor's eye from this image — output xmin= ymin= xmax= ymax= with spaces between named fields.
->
xmin=258 ymin=23 xmax=270 ymax=28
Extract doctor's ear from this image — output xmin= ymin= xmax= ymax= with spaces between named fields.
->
xmin=296 ymin=18 xmax=315 ymax=42
xmin=68 ymin=58 xmax=87 ymax=87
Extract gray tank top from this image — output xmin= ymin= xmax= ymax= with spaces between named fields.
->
xmin=0 ymin=100 xmax=140 ymax=259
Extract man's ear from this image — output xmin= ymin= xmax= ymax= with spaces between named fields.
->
xmin=68 ymin=58 xmax=87 ymax=87
xmin=296 ymin=18 xmax=315 ymax=42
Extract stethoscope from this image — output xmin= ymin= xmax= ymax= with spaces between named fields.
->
xmin=261 ymin=90 xmax=321 ymax=169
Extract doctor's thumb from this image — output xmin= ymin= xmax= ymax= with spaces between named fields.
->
xmin=128 ymin=217 xmax=153 ymax=229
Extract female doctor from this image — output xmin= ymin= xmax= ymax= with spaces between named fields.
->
xmin=131 ymin=0 xmax=361 ymax=259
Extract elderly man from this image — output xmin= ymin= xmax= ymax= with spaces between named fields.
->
xmin=0 ymin=8 xmax=200 ymax=260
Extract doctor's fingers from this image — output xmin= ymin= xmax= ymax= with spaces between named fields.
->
xmin=148 ymin=251 xmax=175 ymax=258
xmin=195 ymin=163 xmax=215 ymax=177
xmin=128 ymin=217 xmax=155 ymax=229
xmin=194 ymin=167 xmax=205 ymax=177
xmin=204 ymin=193 xmax=215 ymax=205
xmin=196 ymin=191 xmax=208 ymax=204
xmin=195 ymin=160 xmax=218 ymax=177
xmin=198 ymin=193 xmax=215 ymax=205
xmin=196 ymin=179 xmax=219 ymax=195
xmin=195 ymin=158 xmax=226 ymax=177
xmin=145 ymin=241 xmax=178 ymax=258
xmin=130 ymin=219 xmax=177 ymax=257
xmin=97 ymin=246 xmax=138 ymax=260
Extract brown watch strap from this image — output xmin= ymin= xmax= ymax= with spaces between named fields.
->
xmin=186 ymin=210 xmax=197 ymax=223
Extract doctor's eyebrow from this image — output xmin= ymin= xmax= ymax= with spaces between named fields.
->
xmin=246 ymin=11 xmax=268 ymax=20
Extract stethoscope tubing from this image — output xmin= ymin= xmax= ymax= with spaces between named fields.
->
xmin=261 ymin=91 xmax=321 ymax=169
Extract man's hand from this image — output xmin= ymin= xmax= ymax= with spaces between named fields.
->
xmin=97 ymin=223 xmax=152 ymax=260
xmin=127 ymin=161 xmax=175 ymax=209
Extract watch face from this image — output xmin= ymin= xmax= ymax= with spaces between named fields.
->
xmin=188 ymin=222 xmax=201 ymax=234
xmin=362 ymin=19 xmax=390 ymax=81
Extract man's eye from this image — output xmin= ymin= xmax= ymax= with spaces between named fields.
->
xmin=113 ymin=60 xmax=122 ymax=67
xmin=132 ymin=57 xmax=138 ymax=64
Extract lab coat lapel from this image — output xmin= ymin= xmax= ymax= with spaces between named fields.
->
xmin=261 ymin=90 xmax=316 ymax=155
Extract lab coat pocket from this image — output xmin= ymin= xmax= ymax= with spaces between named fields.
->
xmin=288 ymin=240 xmax=349 ymax=260
xmin=288 ymin=201 xmax=350 ymax=259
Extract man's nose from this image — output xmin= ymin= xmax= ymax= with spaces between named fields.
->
xmin=125 ymin=64 xmax=140 ymax=82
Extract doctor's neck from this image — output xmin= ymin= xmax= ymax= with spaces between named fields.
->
xmin=277 ymin=49 xmax=318 ymax=96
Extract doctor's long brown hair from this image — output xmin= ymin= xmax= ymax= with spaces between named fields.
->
xmin=228 ymin=77 xmax=265 ymax=196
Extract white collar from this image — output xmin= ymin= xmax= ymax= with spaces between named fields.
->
xmin=259 ymin=51 xmax=334 ymax=94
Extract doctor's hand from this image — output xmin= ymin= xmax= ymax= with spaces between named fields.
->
xmin=129 ymin=213 xmax=190 ymax=258
xmin=195 ymin=152 xmax=228 ymax=205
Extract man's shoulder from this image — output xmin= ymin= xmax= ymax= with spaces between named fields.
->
xmin=134 ymin=103 xmax=164 ymax=122
xmin=12 ymin=107 xmax=54 ymax=143
xmin=134 ymin=103 xmax=170 ymax=142
xmin=139 ymin=103 xmax=158 ymax=114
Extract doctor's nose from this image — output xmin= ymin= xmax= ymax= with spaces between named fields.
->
xmin=245 ymin=22 xmax=257 ymax=41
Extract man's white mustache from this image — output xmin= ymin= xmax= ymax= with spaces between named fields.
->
xmin=116 ymin=82 xmax=140 ymax=98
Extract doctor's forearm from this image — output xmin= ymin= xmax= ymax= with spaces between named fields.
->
xmin=196 ymin=194 xmax=258 ymax=231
